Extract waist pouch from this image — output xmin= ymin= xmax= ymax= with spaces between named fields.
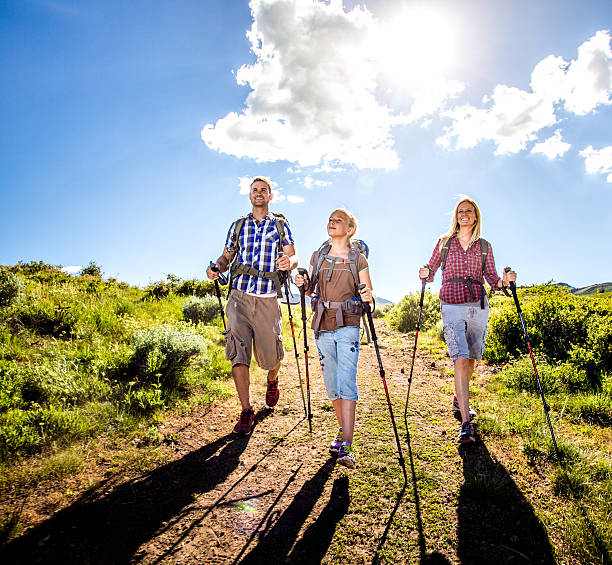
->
xmin=311 ymin=295 xmax=362 ymax=337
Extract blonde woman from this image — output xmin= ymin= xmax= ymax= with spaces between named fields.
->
xmin=295 ymin=209 xmax=373 ymax=469
xmin=419 ymin=197 xmax=516 ymax=443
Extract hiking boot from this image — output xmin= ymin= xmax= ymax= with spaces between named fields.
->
xmin=453 ymin=395 xmax=477 ymax=420
xmin=329 ymin=427 xmax=343 ymax=454
xmin=266 ymin=378 xmax=279 ymax=407
xmin=233 ymin=409 xmax=255 ymax=435
xmin=457 ymin=422 xmax=476 ymax=444
xmin=337 ymin=442 xmax=356 ymax=469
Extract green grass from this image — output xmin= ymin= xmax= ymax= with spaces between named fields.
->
xmin=0 ymin=263 xmax=232 ymax=488
xmin=478 ymin=368 xmax=612 ymax=562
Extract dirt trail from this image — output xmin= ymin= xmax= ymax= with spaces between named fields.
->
xmin=5 ymin=321 xmax=560 ymax=564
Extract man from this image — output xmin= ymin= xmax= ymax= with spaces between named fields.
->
xmin=207 ymin=176 xmax=298 ymax=435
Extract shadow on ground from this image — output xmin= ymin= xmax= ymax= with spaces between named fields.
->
xmin=457 ymin=440 xmax=555 ymax=564
xmin=4 ymin=409 xmax=274 ymax=565
xmin=237 ymin=458 xmax=344 ymax=564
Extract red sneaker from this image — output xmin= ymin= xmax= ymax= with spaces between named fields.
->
xmin=266 ymin=378 xmax=279 ymax=407
xmin=233 ymin=409 xmax=255 ymax=435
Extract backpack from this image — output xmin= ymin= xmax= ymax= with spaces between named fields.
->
xmin=309 ymin=239 xmax=371 ymax=339
xmin=440 ymin=237 xmax=489 ymax=276
xmin=440 ymin=236 xmax=490 ymax=308
xmin=229 ymin=213 xmax=289 ymax=256
xmin=227 ymin=213 xmax=290 ymax=298
xmin=311 ymin=239 xmax=369 ymax=295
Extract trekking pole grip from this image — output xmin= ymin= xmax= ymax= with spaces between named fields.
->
xmin=419 ymin=277 xmax=426 ymax=307
xmin=358 ymin=283 xmax=371 ymax=314
xmin=503 ymin=266 xmax=514 ymax=297
xmin=209 ymin=261 xmax=228 ymax=285
xmin=297 ymin=267 xmax=309 ymax=294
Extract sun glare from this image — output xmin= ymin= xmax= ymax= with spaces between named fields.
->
xmin=376 ymin=6 xmax=456 ymax=87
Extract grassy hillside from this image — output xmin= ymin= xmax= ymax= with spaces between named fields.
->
xmin=0 ymin=263 xmax=232 ymax=508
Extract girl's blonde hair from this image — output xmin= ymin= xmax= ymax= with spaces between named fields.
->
xmin=331 ymin=208 xmax=359 ymax=244
xmin=437 ymin=196 xmax=482 ymax=251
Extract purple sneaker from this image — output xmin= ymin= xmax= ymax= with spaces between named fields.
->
xmin=329 ymin=427 xmax=343 ymax=454
xmin=337 ymin=442 xmax=356 ymax=469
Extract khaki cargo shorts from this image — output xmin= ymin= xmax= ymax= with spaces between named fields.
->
xmin=223 ymin=290 xmax=285 ymax=370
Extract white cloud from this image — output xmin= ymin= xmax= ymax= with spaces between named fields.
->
xmin=405 ymin=80 xmax=465 ymax=123
xmin=238 ymin=176 xmax=252 ymax=194
xmin=531 ymin=129 xmax=571 ymax=160
xmin=61 ymin=266 xmax=82 ymax=274
xmin=202 ymin=0 xmax=461 ymax=170
xmin=438 ymin=85 xmax=558 ymax=154
xmin=303 ymin=175 xmax=331 ymax=189
xmin=287 ymin=195 xmax=305 ymax=203
xmin=580 ymin=145 xmax=612 ymax=182
xmin=439 ymin=31 xmax=612 ymax=155
xmin=313 ymin=164 xmax=345 ymax=173
xmin=564 ymin=31 xmax=612 ymax=115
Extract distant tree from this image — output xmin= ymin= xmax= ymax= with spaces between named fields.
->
xmin=80 ymin=261 xmax=103 ymax=278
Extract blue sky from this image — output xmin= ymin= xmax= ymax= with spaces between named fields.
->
xmin=1 ymin=0 xmax=611 ymax=302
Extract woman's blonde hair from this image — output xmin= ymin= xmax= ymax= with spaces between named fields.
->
xmin=331 ymin=208 xmax=359 ymax=243
xmin=437 ymin=195 xmax=481 ymax=251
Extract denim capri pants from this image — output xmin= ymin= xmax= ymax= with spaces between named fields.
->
xmin=441 ymin=299 xmax=489 ymax=362
xmin=315 ymin=325 xmax=360 ymax=402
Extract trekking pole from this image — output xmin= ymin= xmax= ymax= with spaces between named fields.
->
xmin=278 ymin=255 xmax=308 ymax=421
xmin=404 ymin=277 xmax=427 ymax=432
xmin=297 ymin=268 xmax=313 ymax=432
xmin=209 ymin=261 xmax=228 ymax=331
xmin=360 ymin=284 xmax=407 ymax=482
xmin=504 ymin=268 xmax=560 ymax=460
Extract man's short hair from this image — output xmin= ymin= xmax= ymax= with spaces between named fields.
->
xmin=250 ymin=176 xmax=272 ymax=193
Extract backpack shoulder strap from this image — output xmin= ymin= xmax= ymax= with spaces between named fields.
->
xmin=230 ymin=216 xmax=247 ymax=250
xmin=479 ymin=238 xmax=489 ymax=277
xmin=311 ymin=241 xmax=332 ymax=290
xmin=272 ymin=213 xmax=288 ymax=251
xmin=441 ymin=237 xmax=452 ymax=271
xmin=347 ymin=245 xmax=361 ymax=294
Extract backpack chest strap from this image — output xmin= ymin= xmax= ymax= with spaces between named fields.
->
xmin=230 ymin=262 xmax=284 ymax=298
xmin=445 ymin=277 xmax=487 ymax=309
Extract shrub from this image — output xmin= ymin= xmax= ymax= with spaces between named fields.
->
xmin=182 ymin=295 xmax=221 ymax=325
xmin=387 ymin=291 xmax=440 ymax=333
xmin=142 ymin=281 xmax=172 ymax=301
xmin=372 ymin=303 xmax=393 ymax=319
xmin=435 ymin=319 xmax=445 ymax=342
xmin=10 ymin=301 xmax=75 ymax=338
xmin=176 ymin=279 xmax=222 ymax=298
xmin=80 ymin=261 xmax=103 ymax=278
xmin=485 ymin=286 xmax=612 ymax=384
xmin=0 ymin=271 xmax=23 ymax=307
xmin=568 ymin=314 xmax=612 ymax=387
xmin=131 ymin=325 xmax=207 ymax=390
xmin=502 ymin=357 xmax=591 ymax=394
xmin=122 ymin=383 xmax=165 ymax=414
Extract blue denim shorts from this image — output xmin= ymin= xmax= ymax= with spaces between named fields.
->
xmin=315 ymin=325 xmax=360 ymax=402
xmin=441 ymin=299 xmax=489 ymax=361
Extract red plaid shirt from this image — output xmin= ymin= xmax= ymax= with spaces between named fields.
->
xmin=427 ymin=236 xmax=502 ymax=304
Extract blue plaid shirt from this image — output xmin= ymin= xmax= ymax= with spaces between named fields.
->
xmin=225 ymin=213 xmax=294 ymax=295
